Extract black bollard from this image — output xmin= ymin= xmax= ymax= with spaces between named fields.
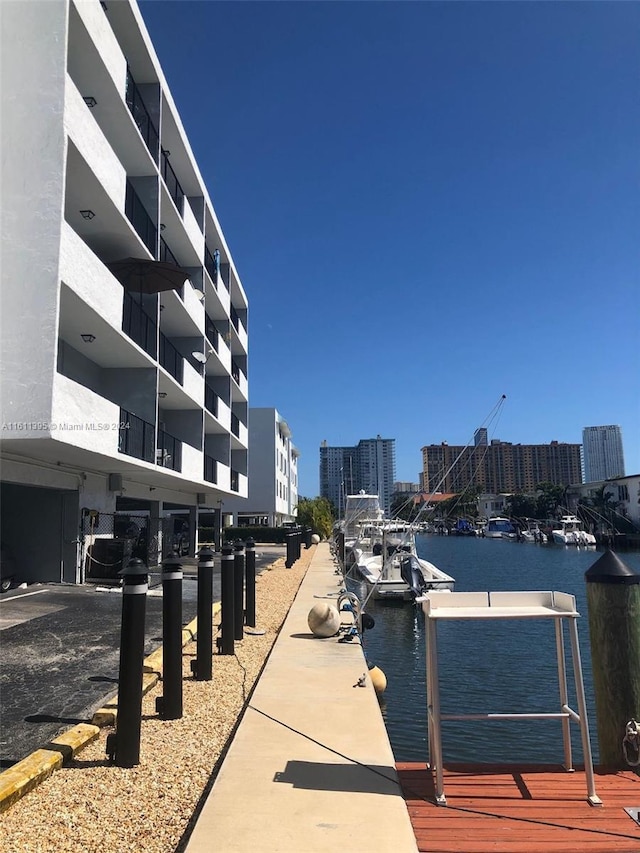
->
xmin=245 ymin=537 xmax=256 ymax=628
xmin=233 ymin=540 xmax=245 ymax=640
xmin=285 ymin=532 xmax=295 ymax=568
xmin=304 ymin=527 xmax=312 ymax=549
xmin=219 ymin=542 xmax=235 ymax=655
xmin=585 ymin=550 xmax=640 ymax=768
xmin=295 ymin=527 xmax=302 ymax=561
xmin=156 ymin=552 xmax=183 ymax=720
xmin=190 ymin=546 xmax=214 ymax=681
xmin=106 ymin=558 xmax=148 ymax=768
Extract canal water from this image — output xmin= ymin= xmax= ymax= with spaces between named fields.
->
xmin=348 ymin=537 xmax=640 ymax=766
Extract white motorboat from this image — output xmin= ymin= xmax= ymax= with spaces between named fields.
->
xmin=484 ymin=517 xmax=517 ymax=539
xmin=551 ymin=515 xmax=596 ymax=546
xmin=519 ymin=520 xmax=547 ymax=543
xmin=354 ymin=524 xmax=455 ymax=601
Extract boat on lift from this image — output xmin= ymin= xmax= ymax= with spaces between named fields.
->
xmin=484 ymin=516 xmax=517 ymax=539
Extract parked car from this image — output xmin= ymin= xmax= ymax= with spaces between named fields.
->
xmin=0 ymin=542 xmax=17 ymax=592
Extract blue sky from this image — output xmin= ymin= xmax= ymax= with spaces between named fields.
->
xmin=140 ymin=1 xmax=639 ymax=496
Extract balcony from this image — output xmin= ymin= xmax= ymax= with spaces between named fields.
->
xmin=231 ymin=469 xmax=240 ymax=492
xmin=159 ymin=333 xmax=184 ymax=384
xmin=157 ymin=428 xmax=182 ymax=472
xmin=161 ymin=149 xmax=184 ymax=214
xmin=205 ymin=384 xmax=218 ymax=418
xmin=119 ymin=409 xmax=154 ymax=464
xmin=125 ymin=180 xmax=156 ymax=256
xmin=204 ymin=454 xmax=217 ymax=484
xmin=122 ymin=290 xmax=157 ymax=357
xmin=204 ymin=244 xmax=219 ymax=285
xmin=126 ymin=68 xmax=159 ymax=160
xmin=204 ymin=316 xmax=219 ymax=352
xmin=159 ymin=236 xmax=179 ymax=267
xmin=231 ymin=413 xmax=240 ymax=438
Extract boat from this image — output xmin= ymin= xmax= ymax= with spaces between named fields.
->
xmin=519 ymin=519 xmax=547 ymax=543
xmin=337 ymin=491 xmax=385 ymax=567
xmin=451 ymin=518 xmax=478 ymax=536
xmin=484 ymin=516 xmax=517 ymax=539
xmin=353 ymin=523 xmax=455 ymax=601
xmin=551 ymin=515 xmax=596 ymax=546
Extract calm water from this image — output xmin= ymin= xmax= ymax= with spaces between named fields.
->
xmin=348 ymin=536 xmax=640 ymax=765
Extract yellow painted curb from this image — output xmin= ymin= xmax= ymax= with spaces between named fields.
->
xmin=0 ymin=723 xmax=100 ymax=814
xmin=2 ymin=604 xmax=222 ymax=813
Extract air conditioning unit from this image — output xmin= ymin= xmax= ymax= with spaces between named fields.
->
xmin=108 ymin=474 xmax=123 ymax=491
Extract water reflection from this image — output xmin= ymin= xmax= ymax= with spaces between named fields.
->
xmin=350 ymin=536 xmax=640 ymax=765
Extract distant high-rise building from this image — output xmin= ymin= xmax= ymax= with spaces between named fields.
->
xmin=582 ymin=425 xmax=625 ymax=482
xmin=420 ymin=439 xmax=582 ymax=494
xmin=320 ymin=436 xmax=396 ymax=515
xmin=474 ymin=428 xmax=488 ymax=446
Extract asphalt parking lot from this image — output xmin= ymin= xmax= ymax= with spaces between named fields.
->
xmin=0 ymin=545 xmax=285 ymax=768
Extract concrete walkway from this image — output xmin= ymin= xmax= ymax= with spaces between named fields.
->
xmin=185 ymin=542 xmax=418 ymax=852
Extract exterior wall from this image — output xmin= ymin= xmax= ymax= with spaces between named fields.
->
xmin=223 ymin=408 xmax=298 ymax=526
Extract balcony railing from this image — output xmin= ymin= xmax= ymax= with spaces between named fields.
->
xmin=125 ymin=180 xmax=157 ymax=256
xmin=204 ymin=454 xmax=217 ymax=484
xmin=126 ymin=68 xmax=159 ymax=160
xmin=122 ymin=290 xmax=157 ymax=357
xmin=157 ymin=429 xmax=182 ymax=472
xmin=231 ymin=469 xmax=239 ymax=492
xmin=159 ymin=333 xmax=183 ymax=384
xmin=231 ymin=413 xmax=240 ymax=437
xmin=231 ymin=359 xmax=244 ymax=385
xmin=204 ymin=245 xmax=219 ymax=284
xmin=119 ymin=409 xmax=155 ymax=463
xmin=161 ymin=150 xmax=184 ymax=214
xmin=204 ymin=384 xmax=218 ymax=417
xmin=204 ymin=316 xmax=219 ymax=352
xmin=220 ymin=262 xmax=230 ymax=291
xmin=159 ymin=237 xmax=179 ymax=267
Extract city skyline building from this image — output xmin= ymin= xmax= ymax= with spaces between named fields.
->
xmin=420 ymin=439 xmax=582 ymax=495
xmin=320 ymin=436 xmax=396 ymax=515
xmin=582 ymin=425 xmax=626 ymax=482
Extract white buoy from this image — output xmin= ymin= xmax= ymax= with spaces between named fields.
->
xmin=307 ymin=602 xmax=341 ymax=637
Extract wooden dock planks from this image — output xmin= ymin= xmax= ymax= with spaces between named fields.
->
xmin=396 ymin=763 xmax=640 ymax=852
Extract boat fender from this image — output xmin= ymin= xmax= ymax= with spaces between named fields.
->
xmin=361 ymin=612 xmax=375 ymax=631
xmin=367 ymin=661 xmax=387 ymax=694
xmin=622 ymin=719 xmax=640 ymax=766
xmin=307 ymin=602 xmax=341 ymax=637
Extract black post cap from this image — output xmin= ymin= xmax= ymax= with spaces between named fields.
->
xmin=245 ymin=537 xmax=255 ymax=548
xmin=162 ymin=553 xmax=183 ymax=572
xmin=585 ymin=549 xmax=640 ymax=585
xmin=118 ymin=557 xmax=148 ymax=579
xmin=233 ymin=540 xmax=245 ymax=551
xmin=197 ymin=546 xmax=215 ymax=560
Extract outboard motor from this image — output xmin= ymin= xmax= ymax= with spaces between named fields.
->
xmin=400 ymin=554 xmax=424 ymax=598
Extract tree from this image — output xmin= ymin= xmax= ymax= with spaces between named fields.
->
xmin=296 ymin=497 xmax=334 ymax=539
xmin=535 ymin=482 xmax=566 ymax=519
xmin=505 ymin=493 xmax=538 ymax=520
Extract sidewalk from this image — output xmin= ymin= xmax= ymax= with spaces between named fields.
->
xmin=185 ymin=542 xmax=418 ymax=853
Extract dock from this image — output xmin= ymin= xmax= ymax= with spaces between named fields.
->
xmin=184 ymin=541 xmax=419 ymax=852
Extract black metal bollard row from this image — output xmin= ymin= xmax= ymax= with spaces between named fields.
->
xmin=156 ymin=552 xmax=183 ymax=720
xmin=285 ymin=532 xmax=295 ymax=568
xmin=233 ymin=540 xmax=245 ymax=641
xmin=219 ymin=542 xmax=235 ymax=655
xmin=190 ymin=546 xmax=214 ymax=681
xmin=106 ymin=558 xmax=148 ymax=768
xmin=245 ymin=537 xmax=256 ymax=628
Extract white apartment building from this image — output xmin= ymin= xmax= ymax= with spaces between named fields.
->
xmin=1 ymin=0 xmax=248 ymax=583
xmin=222 ymin=408 xmax=299 ymax=528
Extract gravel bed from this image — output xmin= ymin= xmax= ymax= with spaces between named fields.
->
xmin=0 ymin=548 xmax=315 ymax=852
